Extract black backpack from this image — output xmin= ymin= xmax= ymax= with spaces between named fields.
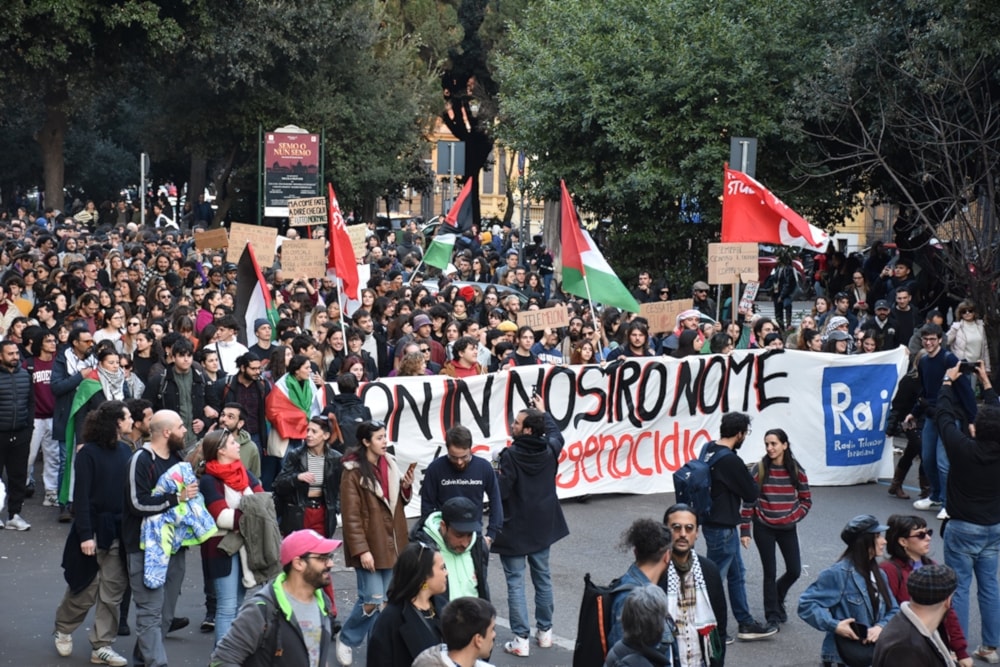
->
xmin=572 ymin=573 xmax=636 ymax=667
xmin=672 ymin=444 xmax=731 ymax=522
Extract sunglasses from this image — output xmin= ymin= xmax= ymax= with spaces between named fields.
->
xmin=670 ymin=523 xmax=697 ymax=533
xmin=908 ymin=529 xmax=933 ymax=539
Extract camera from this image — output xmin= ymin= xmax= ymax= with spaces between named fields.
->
xmin=958 ymin=360 xmax=978 ymax=374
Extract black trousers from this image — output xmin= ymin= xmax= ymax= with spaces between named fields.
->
xmin=0 ymin=426 xmax=33 ymax=518
xmin=752 ymin=519 xmax=802 ymax=623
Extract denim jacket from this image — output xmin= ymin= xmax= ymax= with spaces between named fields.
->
xmin=797 ymin=559 xmax=898 ymax=664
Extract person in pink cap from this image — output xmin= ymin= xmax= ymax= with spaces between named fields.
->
xmin=208 ymin=529 xmax=341 ymax=667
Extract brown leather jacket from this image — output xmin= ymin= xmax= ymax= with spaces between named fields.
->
xmin=339 ymin=454 xmax=410 ymax=570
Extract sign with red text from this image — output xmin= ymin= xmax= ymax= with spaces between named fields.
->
xmin=264 ymin=128 xmax=321 ymax=217
xmin=338 ymin=348 xmax=907 ymax=513
xmin=639 ymin=298 xmax=694 ymax=334
xmin=287 ymin=197 xmax=328 ymax=227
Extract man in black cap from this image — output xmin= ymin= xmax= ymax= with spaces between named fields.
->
xmin=861 ymin=299 xmax=896 ymax=351
xmin=873 ymin=564 xmax=959 ymax=667
xmin=691 ymin=280 xmax=716 ymax=317
xmin=412 ymin=496 xmax=490 ymax=602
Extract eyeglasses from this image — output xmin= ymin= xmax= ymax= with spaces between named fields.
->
xmin=447 ymin=452 xmax=472 ymax=464
xmin=128 ymin=321 xmax=141 ymax=326
xmin=303 ymin=553 xmax=335 ymax=563
xmin=670 ymin=523 xmax=697 ymax=533
xmin=419 ymin=347 xmax=430 ymax=353
xmin=908 ymin=529 xmax=933 ymax=539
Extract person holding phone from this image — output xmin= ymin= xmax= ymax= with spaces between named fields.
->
xmin=336 ymin=420 xmax=415 ymax=666
xmin=798 ymin=515 xmax=899 ymax=667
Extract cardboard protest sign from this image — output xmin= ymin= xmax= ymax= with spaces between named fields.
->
xmin=639 ymin=298 xmax=694 ymax=333
xmin=346 ymin=224 xmax=367 ymax=261
xmin=517 ymin=304 xmax=570 ymax=330
xmin=194 ymin=228 xmax=229 ymax=251
xmin=227 ymin=222 xmax=278 ymax=267
xmin=281 ymin=239 xmax=326 ymax=276
xmin=707 ymin=242 xmax=758 ymax=284
xmin=287 ymin=197 xmax=328 ymax=227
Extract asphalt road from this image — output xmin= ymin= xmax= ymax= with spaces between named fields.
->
xmin=0 ymin=444 xmax=974 ymax=667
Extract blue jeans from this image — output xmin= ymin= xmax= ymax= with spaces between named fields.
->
xmin=703 ymin=525 xmax=753 ymax=626
xmin=500 ymin=548 xmax=553 ymax=638
xmin=921 ymin=419 xmax=943 ymax=502
xmin=944 ymin=519 xmax=1000 ymax=647
xmin=212 ymin=554 xmax=245 ymax=646
xmin=338 ymin=567 xmax=393 ymax=648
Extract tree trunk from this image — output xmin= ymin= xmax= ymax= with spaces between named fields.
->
xmin=189 ymin=152 xmax=207 ymax=214
xmin=37 ymin=92 xmax=68 ymax=214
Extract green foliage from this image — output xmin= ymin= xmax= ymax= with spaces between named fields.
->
xmin=496 ymin=0 xmax=857 ymax=285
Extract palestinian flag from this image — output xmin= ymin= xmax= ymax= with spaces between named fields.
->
xmin=424 ymin=233 xmax=457 ymax=270
xmin=59 ymin=368 xmax=104 ymax=504
xmin=439 ymin=177 xmax=475 ymax=234
xmin=265 ymin=373 xmax=326 ymax=441
xmin=559 ymin=180 xmax=641 ymax=313
xmin=234 ymin=243 xmax=278 ymax=347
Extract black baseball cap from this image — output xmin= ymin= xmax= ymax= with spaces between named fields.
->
xmin=441 ymin=497 xmax=482 ymax=533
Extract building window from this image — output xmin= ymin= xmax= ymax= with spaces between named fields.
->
xmin=482 ymin=151 xmax=495 ymax=194
xmin=498 ymin=151 xmax=507 ymax=196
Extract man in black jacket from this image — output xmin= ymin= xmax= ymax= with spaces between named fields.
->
xmin=701 ymin=412 xmax=776 ymax=642
xmin=143 ymin=338 xmax=207 ymax=448
xmin=0 ymin=340 xmax=35 ymax=530
xmin=323 ymin=372 xmax=371 ymax=453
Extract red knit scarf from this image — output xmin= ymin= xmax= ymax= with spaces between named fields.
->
xmin=205 ymin=459 xmax=250 ymax=492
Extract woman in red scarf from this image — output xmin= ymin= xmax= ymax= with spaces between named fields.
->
xmin=197 ymin=429 xmax=264 ymax=646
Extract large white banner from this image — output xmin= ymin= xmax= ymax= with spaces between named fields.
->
xmin=355 ymin=348 xmax=908 ymax=503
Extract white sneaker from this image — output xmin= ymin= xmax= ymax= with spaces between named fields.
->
xmin=505 ymin=635 xmax=530 ymax=657
xmin=335 ymin=634 xmax=353 ymax=666
xmin=536 ymin=628 xmax=553 ymax=648
xmin=913 ymin=498 xmax=942 ymax=511
xmin=54 ymin=631 xmax=73 ymax=657
xmin=937 ymin=507 xmax=950 ymax=520
xmin=5 ymin=514 xmax=30 ymax=531
xmin=91 ymin=646 xmax=128 ymax=666
xmin=43 ymin=491 xmax=59 ymax=507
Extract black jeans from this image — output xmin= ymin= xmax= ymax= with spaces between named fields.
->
xmin=752 ymin=519 xmax=801 ymax=623
xmin=0 ymin=426 xmax=32 ymax=518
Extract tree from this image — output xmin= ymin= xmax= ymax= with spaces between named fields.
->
xmin=495 ymin=0 xmax=857 ymax=290
xmin=0 ymin=0 xmax=192 ymax=212
xmin=793 ymin=0 xmax=1000 ymax=356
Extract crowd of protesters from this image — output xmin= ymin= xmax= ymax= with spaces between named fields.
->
xmin=0 ymin=194 xmax=995 ymax=667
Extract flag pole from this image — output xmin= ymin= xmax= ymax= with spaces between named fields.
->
xmin=580 ymin=272 xmax=602 ymax=356
xmin=337 ymin=275 xmax=348 ymax=339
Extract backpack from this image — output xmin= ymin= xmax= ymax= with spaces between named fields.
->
xmin=572 ymin=573 xmax=636 ymax=667
xmin=672 ymin=443 xmax=732 ymax=522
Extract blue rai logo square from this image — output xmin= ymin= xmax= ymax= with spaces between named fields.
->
xmin=822 ymin=365 xmax=898 ymax=467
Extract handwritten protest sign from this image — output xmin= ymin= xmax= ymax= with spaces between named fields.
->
xmin=518 ymin=304 xmax=570 ymax=330
xmin=639 ymin=298 xmax=694 ymax=333
xmin=227 ymin=222 xmax=278 ymax=267
xmin=194 ymin=228 xmax=229 ymax=251
xmin=707 ymin=242 xmax=758 ymax=284
xmin=346 ymin=224 xmax=367 ymax=261
xmin=281 ymin=239 xmax=326 ymax=276
xmin=287 ymin=197 xmax=328 ymax=227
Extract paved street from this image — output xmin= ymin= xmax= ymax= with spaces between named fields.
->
xmin=0 ymin=447 xmax=975 ymax=667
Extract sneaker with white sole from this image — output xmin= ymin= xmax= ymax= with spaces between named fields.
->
xmin=54 ymin=631 xmax=73 ymax=657
xmin=43 ymin=491 xmax=59 ymax=507
xmin=5 ymin=514 xmax=30 ymax=531
xmin=913 ymin=497 xmax=942 ymax=511
xmin=91 ymin=646 xmax=128 ymax=666
xmin=974 ymin=646 xmax=1000 ymax=664
xmin=536 ymin=628 xmax=552 ymax=648
xmin=937 ymin=507 xmax=950 ymax=520
xmin=505 ymin=635 xmax=530 ymax=657
xmin=335 ymin=634 xmax=353 ymax=666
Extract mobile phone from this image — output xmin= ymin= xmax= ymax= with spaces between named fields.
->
xmin=849 ymin=621 xmax=868 ymax=640
xmin=407 ymin=462 xmax=417 ymax=475
xmin=532 ymin=384 xmax=541 ymax=398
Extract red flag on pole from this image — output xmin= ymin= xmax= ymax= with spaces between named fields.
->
xmin=327 ymin=183 xmax=359 ymax=300
xmin=721 ymin=165 xmax=829 ymax=250
xmin=442 ymin=178 xmax=475 ymax=233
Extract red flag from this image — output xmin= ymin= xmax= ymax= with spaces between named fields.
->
xmin=560 ymin=180 xmax=587 ymax=277
xmin=327 ymin=183 xmax=359 ymax=300
xmin=442 ymin=178 xmax=475 ymax=233
xmin=721 ymin=165 xmax=829 ymax=250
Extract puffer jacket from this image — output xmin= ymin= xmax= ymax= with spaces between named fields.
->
xmin=0 ymin=362 xmax=33 ymax=431
xmin=339 ymin=453 xmax=410 ymax=570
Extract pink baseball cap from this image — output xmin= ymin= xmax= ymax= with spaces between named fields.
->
xmin=279 ymin=529 xmax=343 ymax=566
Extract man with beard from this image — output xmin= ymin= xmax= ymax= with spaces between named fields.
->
xmin=0 ymin=340 xmax=35 ymax=531
xmin=123 ymin=410 xmax=193 ymax=667
xmin=662 ymin=504 xmax=728 ymax=667
xmin=559 ymin=316 xmax=584 ymax=360
xmin=209 ymin=529 xmax=340 ymax=666
xmin=701 ymin=412 xmax=777 ymax=642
